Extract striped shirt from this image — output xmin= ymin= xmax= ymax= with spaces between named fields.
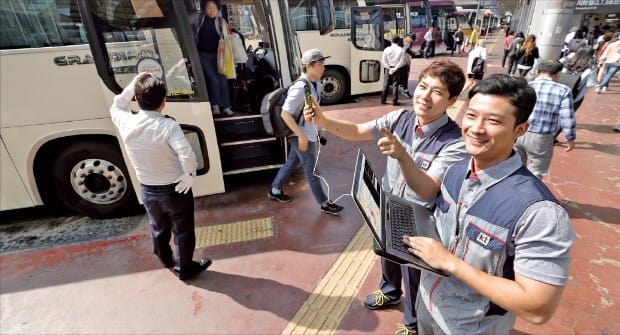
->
xmin=528 ymin=77 xmax=576 ymax=141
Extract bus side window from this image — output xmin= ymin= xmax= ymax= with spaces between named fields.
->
xmin=1 ymin=0 xmax=87 ymax=49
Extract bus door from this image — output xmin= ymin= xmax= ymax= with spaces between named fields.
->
xmin=78 ymin=0 xmax=225 ymax=197
xmin=381 ymin=5 xmax=407 ymax=41
xmin=349 ymin=7 xmax=384 ymax=96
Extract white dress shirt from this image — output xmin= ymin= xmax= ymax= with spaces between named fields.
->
xmin=382 ymin=43 xmax=408 ymax=70
xmin=110 ymin=76 xmax=197 ymax=186
xmin=424 ymin=30 xmax=433 ymax=42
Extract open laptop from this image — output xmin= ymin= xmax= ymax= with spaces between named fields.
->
xmin=351 ymin=149 xmax=449 ymax=277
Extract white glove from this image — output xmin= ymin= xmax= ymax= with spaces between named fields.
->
xmin=174 ymin=172 xmax=193 ymax=194
xmin=388 ymin=68 xmax=396 ymax=75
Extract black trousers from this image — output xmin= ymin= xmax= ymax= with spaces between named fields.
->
xmin=141 ymin=184 xmax=196 ymax=272
xmin=381 ymin=67 xmax=401 ymax=104
xmin=502 ymin=49 xmax=510 ymax=67
xmin=378 ymin=257 xmax=421 ymax=328
xmin=507 ymin=56 xmax=518 ymax=75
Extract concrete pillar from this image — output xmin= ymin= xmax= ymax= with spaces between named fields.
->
xmin=518 ymin=0 xmax=583 ymax=61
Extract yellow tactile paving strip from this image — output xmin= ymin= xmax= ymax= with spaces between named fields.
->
xmin=195 ymin=218 xmax=273 ymax=248
xmin=281 ymin=226 xmax=376 ymax=335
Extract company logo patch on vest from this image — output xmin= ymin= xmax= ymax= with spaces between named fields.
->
xmin=475 ymin=231 xmax=492 ymax=246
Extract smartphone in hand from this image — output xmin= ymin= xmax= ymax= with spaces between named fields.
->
xmin=304 ymin=85 xmax=313 ymax=108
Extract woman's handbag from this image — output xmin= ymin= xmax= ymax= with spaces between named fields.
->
xmin=217 ymin=18 xmax=236 ymax=79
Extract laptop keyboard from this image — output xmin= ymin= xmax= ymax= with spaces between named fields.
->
xmin=389 ymin=199 xmax=416 ymax=253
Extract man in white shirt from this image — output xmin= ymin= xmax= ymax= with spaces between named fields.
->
xmin=110 ymin=72 xmax=211 ymax=281
xmin=562 ymin=27 xmax=578 ymax=57
xmin=423 ymin=26 xmax=435 ymax=59
xmin=382 ymin=36 xmax=409 ymax=106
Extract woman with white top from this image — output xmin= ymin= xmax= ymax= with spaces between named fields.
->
xmin=463 ymin=39 xmax=487 ymax=92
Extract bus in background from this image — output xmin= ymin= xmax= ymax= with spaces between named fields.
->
xmin=455 ymin=5 xmax=474 ymax=39
xmin=0 ymin=0 xmax=334 ymax=218
xmin=291 ymin=0 xmax=430 ymax=104
xmin=408 ymin=0 xmax=457 ymax=57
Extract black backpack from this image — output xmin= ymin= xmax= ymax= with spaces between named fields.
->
xmin=471 ymin=56 xmax=485 ymax=74
xmin=558 ymin=71 xmax=582 ymax=101
xmin=260 ymin=78 xmax=312 ymax=137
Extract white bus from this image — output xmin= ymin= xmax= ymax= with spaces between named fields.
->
xmin=289 ymin=0 xmax=431 ymax=104
xmin=0 ymin=0 xmax=334 ymax=218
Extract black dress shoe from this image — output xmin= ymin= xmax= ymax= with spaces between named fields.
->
xmin=158 ymin=256 xmax=174 ymax=268
xmin=392 ymin=102 xmax=401 ymax=106
xmin=175 ymin=258 xmax=212 ymax=280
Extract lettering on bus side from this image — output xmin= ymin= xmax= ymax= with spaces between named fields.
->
xmin=53 ymin=55 xmax=94 ymax=66
xmin=329 ymin=32 xmax=351 ymax=37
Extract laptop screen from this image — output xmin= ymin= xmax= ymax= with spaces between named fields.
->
xmin=355 ymin=154 xmax=382 ymax=237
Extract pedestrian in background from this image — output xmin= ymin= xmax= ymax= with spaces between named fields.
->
xmin=467 ymin=25 xmax=479 ymax=53
xmin=110 ymin=72 xmax=211 ymax=281
xmin=381 ymin=36 xmax=409 ymax=106
xmin=596 ymin=32 xmax=620 ymax=93
xmin=502 ymin=30 xmax=515 ymax=67
xmin=400 ymin=35 xmax=415 ymax=98
xmin=452 ymin=27 xmax=464 ymax=56
xmin=463 ymin=39 xmax=487 ymax=92
xmin=423 ymin=27 xmax=435 ymax=59
xmin=507 ymin=32 xmax=525 ymax=76
xmin=515 ymin=60 xmax=575 ymax=179
xmin=562 ymin=26 xmax=578 ymax=58
xmin=561 ymin=46 xmax=597 ymax=111
xmin=595 ymin=32 xmax=614 ymax=85
xmin=516 ymin=34 xmax=539 ymax=78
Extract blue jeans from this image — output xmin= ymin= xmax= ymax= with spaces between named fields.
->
xmin=199 ymin=51 xmax=231 ymax=108
xmin=379 ymin=258 xmax=419 ymax=328
xmin=271 ymin=137 xmax=328 ymax=204
xmin=599 ymin=63 xmax=619 ymax=89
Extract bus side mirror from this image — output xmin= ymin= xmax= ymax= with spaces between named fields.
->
xmin=316 ymin=0 xmax=335 ymax=35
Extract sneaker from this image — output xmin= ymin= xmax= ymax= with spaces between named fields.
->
xmin=212 ymin=105 xmax=221 ymax=115
xmin=402 ymin=91 xmax=412 ymax=99
xmin=268 ymin=190 xmax=292 ymax=203
xmin=602 ymin=87 xmax=608 ymax=92
xmin=321 ymin=201 xmax=343 ymax=215
xmin=363 ymin=290 xmax=401 ymax=310
xmin=174 ymin=258 xmax=212 ymax=281
xmin=223 ymin=107 xmax=234 ymax=116
xmin=394 ymin=323 xmax=418 ymax=335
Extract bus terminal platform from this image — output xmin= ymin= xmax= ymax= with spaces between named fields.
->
xmin=1 ymin=32 xmax=619 ymax=334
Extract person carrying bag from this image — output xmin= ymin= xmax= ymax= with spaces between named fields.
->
xmin=217 ymin=17 xmax=236 ymax=79
xmin=191 ymin=0 xmax=234 ymax=116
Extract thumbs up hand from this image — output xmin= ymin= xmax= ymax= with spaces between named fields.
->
xmin=378 ymin=128 xmax=407 ymax=161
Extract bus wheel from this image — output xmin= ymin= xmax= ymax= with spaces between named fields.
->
xmin=321 ymin=69 xmax=348 ymax=105
xmin=51 ymin=141 xmax=139 ymax=218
